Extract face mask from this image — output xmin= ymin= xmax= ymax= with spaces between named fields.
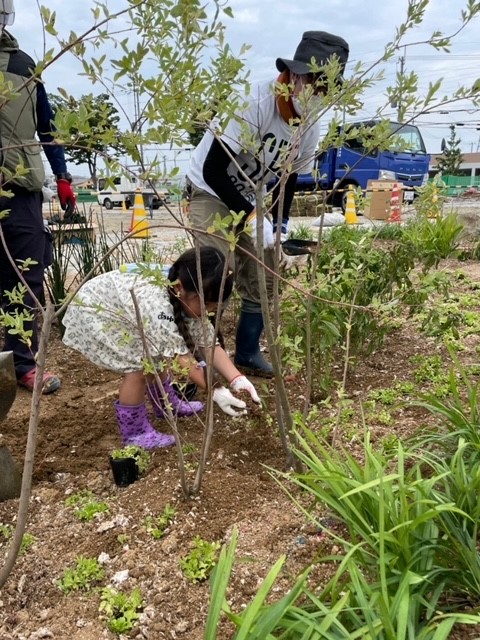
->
xmin=291 ymin=95 xmax=304 ymax=117
xmin=291 ymin=94 xmax=322 ymax=118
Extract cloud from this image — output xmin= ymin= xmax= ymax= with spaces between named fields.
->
xmin=8 ymin=0 xmax=480 ymax=155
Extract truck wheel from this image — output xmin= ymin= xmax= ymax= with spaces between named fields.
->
xmin=125 ymin=200 xmax=131 ymax=210
xmin=103 ymin=198 xmax=113 ymax=210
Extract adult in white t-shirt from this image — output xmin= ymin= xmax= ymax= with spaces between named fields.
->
xmin=187 ymin=31 xmax=349 ymax=377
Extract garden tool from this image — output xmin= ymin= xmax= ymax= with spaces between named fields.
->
xmin=0 ymin=351 xmax=16 ymax=421
xmin=0 ymin=351 xmax=22 ymax=501
xmin=281 ymin=239 xmax=317 ymax=256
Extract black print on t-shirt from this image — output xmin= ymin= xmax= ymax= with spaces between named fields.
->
xmin=232 ymin=133 xmax=293 ymax=190
xmin=158 ymin=311 xmax=174 ymax=322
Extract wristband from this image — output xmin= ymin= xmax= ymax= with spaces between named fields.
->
xmin=229 ymin=374 xmax=243 ymax=385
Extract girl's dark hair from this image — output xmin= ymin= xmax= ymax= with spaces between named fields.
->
xmin=167 ymin=246 xmax=233 ymax=361
xmin=168 ymin=246 xmax=233 ymax=304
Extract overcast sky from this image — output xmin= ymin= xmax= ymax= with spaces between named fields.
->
xmin=10 ymin=0 xmax=480 ymax=172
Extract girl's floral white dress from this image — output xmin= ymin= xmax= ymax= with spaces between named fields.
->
xmin=62 ymin=270 xmax=215 ymax=373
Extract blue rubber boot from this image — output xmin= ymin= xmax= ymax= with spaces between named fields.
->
xmin=234 ymin=306 xmax=273 ymax=378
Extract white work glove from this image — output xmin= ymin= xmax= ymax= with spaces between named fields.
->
xmin=213 ymin=387 xmax=247 ymax=416
xmin=229 ymin=375 xmax=261 ymax=404
xmin=279 ymin=249 xmax=297 ymax=271
xmin=279 ymin=250 xmax=309 ymax=272
xmin=247 ymin=212 xmax=275 ymax=250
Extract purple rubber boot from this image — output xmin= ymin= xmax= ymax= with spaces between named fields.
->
xmin=114 ymin=400 xmax=175 ymax=449
xmin=147 ymin=377 xmax=204 ymax=418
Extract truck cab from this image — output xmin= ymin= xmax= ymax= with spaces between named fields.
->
xmin=297 ymin=120 xmax=430 ymax=210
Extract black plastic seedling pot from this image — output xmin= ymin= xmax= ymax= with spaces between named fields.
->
xmin=110 ymin=457 xmax=139 ymax=487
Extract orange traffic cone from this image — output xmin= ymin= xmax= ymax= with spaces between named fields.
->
xmin=388 ymin=183 xmax=401 ymax=223
xmin=345 ymin=187 xmax=358 ymax=225
xmin=128 ymin=190 xmax=150 ymax=238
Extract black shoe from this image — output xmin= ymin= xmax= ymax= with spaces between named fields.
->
xmin=171 ymin=382 xmax=198 ymax=401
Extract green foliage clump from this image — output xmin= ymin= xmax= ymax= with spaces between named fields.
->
xmin=110 ymin=445 xmax=151 ymax=475
xmin=0 ymin=524 xmax=36 ymax=556
xmin=281 ymin=226 xmax=417 ymax=390
xmin=403 ymin=211 xmax=464 ymax=269
xmin=180 ymin=536 xmax=220 ymax=583
xmin=143 ymin=504 xmax=176 ymax=539
xmin=99 ymin=587 xmax=143 ymax=634
xmin=288 ymin=223 xmax=316 ymax=241
xmin=57 ymin=556 xmax=105 ymax=594
xmin=65 ymin=490 xmax=109 ymax=521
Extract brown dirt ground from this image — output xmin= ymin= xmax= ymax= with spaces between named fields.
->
xmin=1 ymin=257 xmax=480 ymax=639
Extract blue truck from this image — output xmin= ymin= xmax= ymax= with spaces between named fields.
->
xmin=294 ymin=120 xmax=430 ymax=210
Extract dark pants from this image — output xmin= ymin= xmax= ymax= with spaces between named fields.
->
xmin=0 ymin=188 xmax=48 ymax=379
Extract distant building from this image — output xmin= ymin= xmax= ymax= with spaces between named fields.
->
xmin=430 ymin=152 xmax=480 ymax=179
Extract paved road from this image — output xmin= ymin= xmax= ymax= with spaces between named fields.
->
xmin=43 ymin=195 xmax=480 ymax=257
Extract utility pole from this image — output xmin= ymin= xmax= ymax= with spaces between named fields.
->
xmin=390 ymin=47 xmax=406 ymax=122
xmin=397 ymin=50 xmax=406 ymax=123
xmin=132 ymin=76 xmax=145 ymax=168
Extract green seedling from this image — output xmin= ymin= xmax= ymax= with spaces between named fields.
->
xmin=180 ymin=536 xmax=221 ymax=583
xmin=368 ymin=387 xmax=399 ymax=405
xmin=99 ymin=587 xmax=143 ymax=634
xmin=0 ymin=524 xmax=12 ymax=542
xmin=395 ymin=381 xmax=415 ymax=395
xmin=182 ymin=443 xmax=198 ymax=456
xmin=376 ymin=408 xmax=393 ymax=425
xmin=65 ymin=490 xmax=109 ymax=521
xmin=381 ymin=433 xmax=399 ymax=454
xmin=0 ymin=524 xmax=36 ymax=555
xmin=465 ymin=364 xmax=480 ymax=377
xmin=288 ymin=222 xmax=315 ymax=241
xmin=117 ymin=533 xmax=129 ymax=545
xmin=410 ymin=354 xmax=449 ymax=385
xmin=110 ymin=445 xmax=150 ymax=474
xmin=19 ymin=532 xmax=36 ymax=556
xmin=143 ymin=504 xmax=176 ymax=539
xmin=57 ymin=556 xmax=105 ymax=594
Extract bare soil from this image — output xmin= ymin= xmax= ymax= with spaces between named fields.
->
xmin=1 ymin=210 xmax=480 ymax=639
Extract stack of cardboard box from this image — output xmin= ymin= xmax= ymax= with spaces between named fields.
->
xmin=363 ymin=180 xmax=403 ymax=220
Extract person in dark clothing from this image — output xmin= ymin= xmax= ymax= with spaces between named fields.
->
xmin=0 ymin=0 xmax=76 ymax=393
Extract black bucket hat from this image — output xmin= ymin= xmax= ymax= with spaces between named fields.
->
xmin=276 ymin=31 xmax=349 ymax=78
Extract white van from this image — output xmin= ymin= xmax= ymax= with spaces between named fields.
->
xmin=97 ymin=176 xmax=170 ymax=210
xmin=97 ymin=176 xmax=137 ymax=209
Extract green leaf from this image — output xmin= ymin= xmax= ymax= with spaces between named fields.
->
xmin=233 ymin=555 xmax=286 ymax=640
xmin=204 ymin=528 xmax=238 ymax=640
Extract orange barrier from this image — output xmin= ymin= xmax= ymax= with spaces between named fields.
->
xmin=388 ymin=182 xmax=402 ymax=223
